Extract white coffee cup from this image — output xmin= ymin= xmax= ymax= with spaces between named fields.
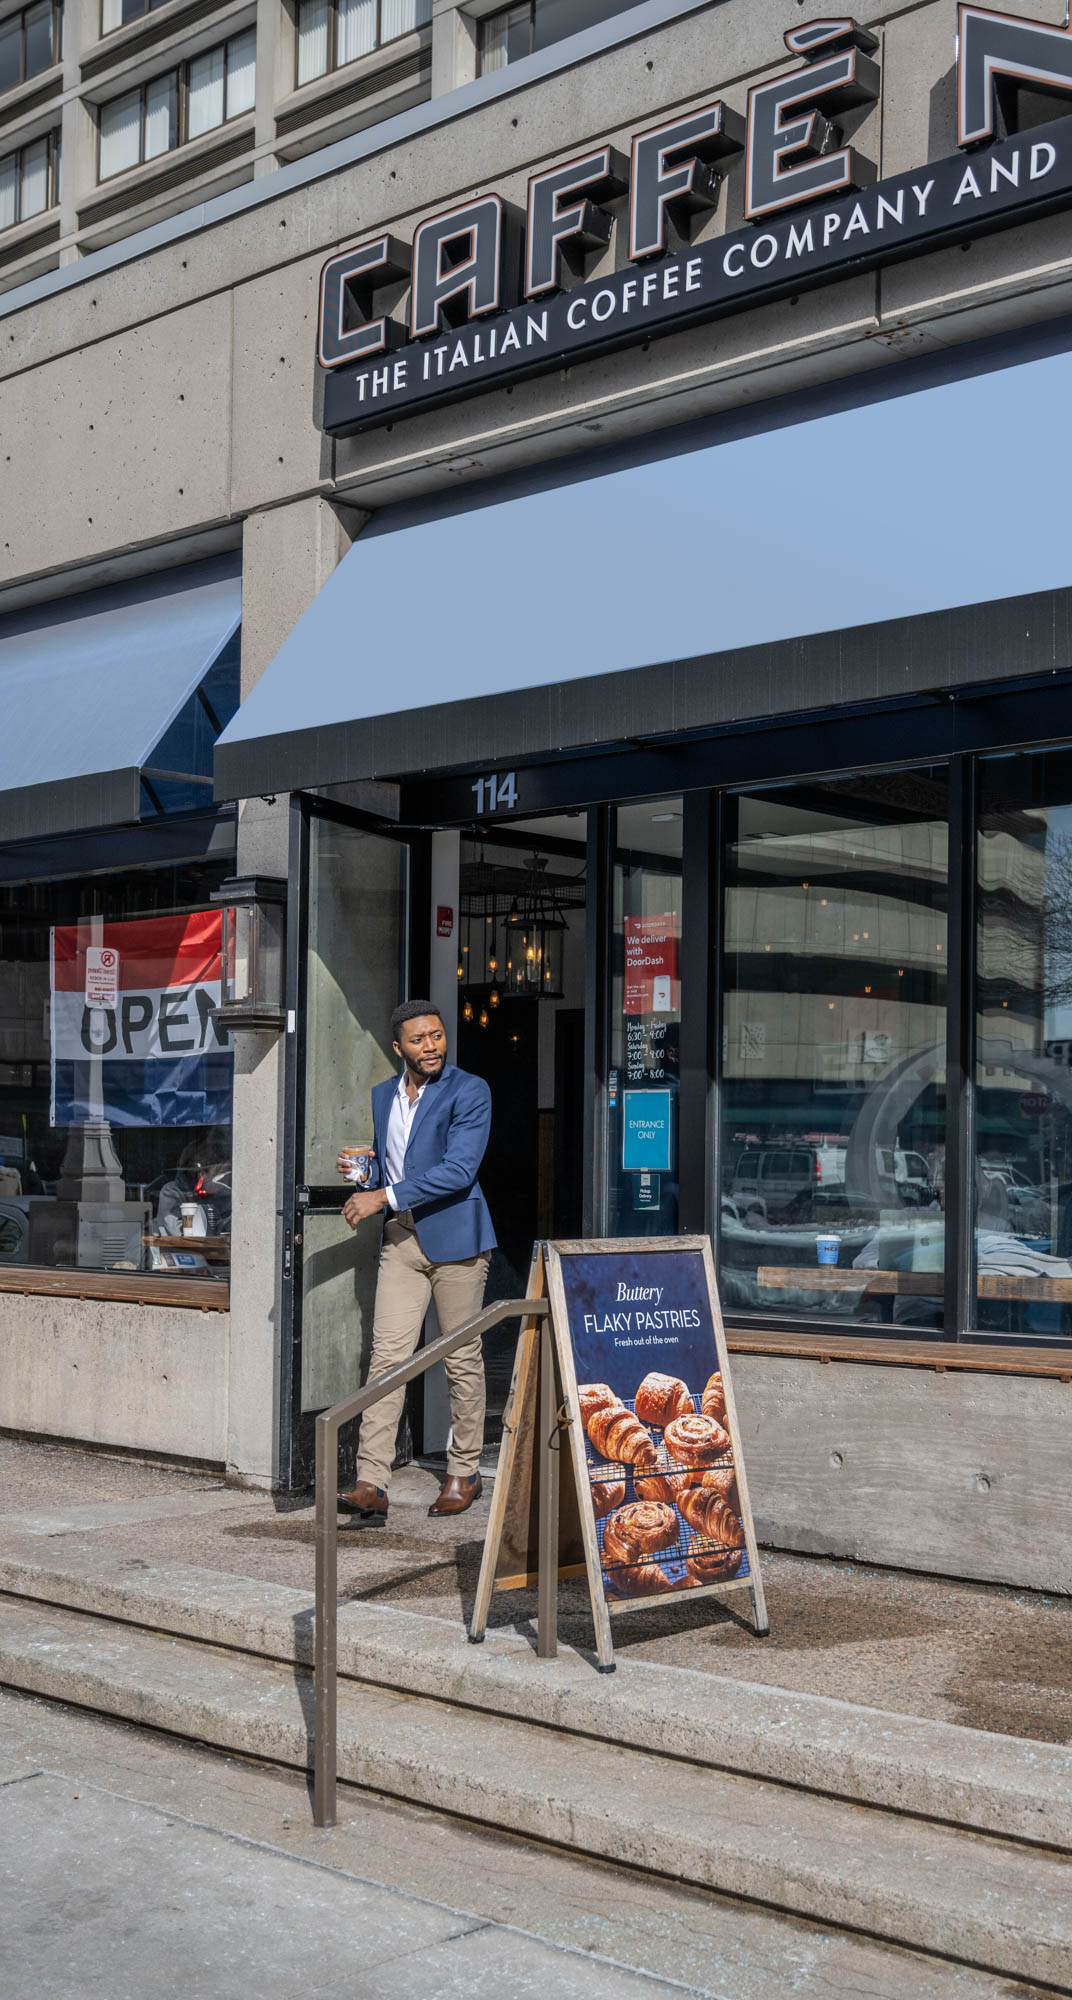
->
xmin=179 ymin=1202 xmax=198 ymax=1236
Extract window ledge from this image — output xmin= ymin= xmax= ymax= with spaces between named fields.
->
xmin=0 ymin=203 xmax=59 ymax=262
xmin=726 ymin=1326 xmax=1072 ymax=1379
xmin=274 ymin=27 xmax=428 ymax=128
xmin=0 ymin=64 xmax=63 ymax=128
xmin=81 ymin=0 xmax=251 ymax=80
xmin=77 ymin=113 xmax=253 ymax=222
xmin=0 ymin=1265 xmax=229 ymax=1310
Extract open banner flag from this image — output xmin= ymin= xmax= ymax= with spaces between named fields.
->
xmin=50 ymin=911 xmax=233 ymax=1128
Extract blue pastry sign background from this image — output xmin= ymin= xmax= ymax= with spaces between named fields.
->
xmin=556 ymin=1248 xmax=749 ymax=1605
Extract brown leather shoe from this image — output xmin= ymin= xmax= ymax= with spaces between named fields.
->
xmin=338 ymin=1479 xmax=388 ymax=1524
xmin=428 ymin=1471 xmax=482 ymax=1516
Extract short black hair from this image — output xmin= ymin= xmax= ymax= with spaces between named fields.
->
xmin=390 ymin=998 xmax=444 ymax=1042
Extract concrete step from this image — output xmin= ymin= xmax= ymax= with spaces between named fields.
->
xmin=2 ymin=1595 xmax=1071 ymax=1991
xmin=2 ymin=1546 xmax=1070 ymax=1852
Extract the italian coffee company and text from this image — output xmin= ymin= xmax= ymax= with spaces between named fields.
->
xmin=2 ymin=0 xmax=1072 ymax=1595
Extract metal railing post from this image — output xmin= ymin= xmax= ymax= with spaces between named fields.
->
xmin=312 ymin=1296 xmax=548 ymax=1831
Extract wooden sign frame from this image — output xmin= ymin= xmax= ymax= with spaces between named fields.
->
xmin=470 ymin=1236 xmax=768 ymax=1671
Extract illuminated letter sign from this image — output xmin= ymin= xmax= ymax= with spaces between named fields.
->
xmin=628 ymin=105 xmax=744 ymax=260
xmin=318 ymin=235 xmax=410 ymax=370
xmin=316 ymin=9 xmax=1072 ymax=437
xmin=958 ymin=1 xmax=1072 ymax=145
xmin=745 ymin=20 xmax=879 ymax=220
xmin=410 ymin=195 xmax=512 ymax=338
xmin=525 ymin=147 xmax=628 ymax=297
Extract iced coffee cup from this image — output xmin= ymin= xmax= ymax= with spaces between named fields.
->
xmin=340 ymin=1143 xmax=374 ymax=1184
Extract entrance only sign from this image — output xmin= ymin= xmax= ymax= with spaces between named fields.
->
xmin=471 ymin=1236 xmax=768 ymax=1668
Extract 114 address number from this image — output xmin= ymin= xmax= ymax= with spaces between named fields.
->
xmin=472 ymin=771 xmax=518 ymax=814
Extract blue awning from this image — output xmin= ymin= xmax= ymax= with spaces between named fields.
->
xmin=0 ymin=555 xmax=241 ymax=844
xmin=215 ymin=332 xmax=1072 ymax=801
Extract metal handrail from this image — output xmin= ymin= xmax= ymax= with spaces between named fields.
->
xmin=313 ymin=1295 xmax=550 ymax=1827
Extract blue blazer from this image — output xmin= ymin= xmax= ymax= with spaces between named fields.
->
xmin=364 ymin=1063 xmax=496 ymax=1264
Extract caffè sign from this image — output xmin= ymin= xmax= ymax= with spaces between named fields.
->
xmin=318 ymin=5 xmax=1072 ymax=435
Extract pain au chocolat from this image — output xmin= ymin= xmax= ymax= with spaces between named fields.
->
xmin=591 ymin=1478 xmax=626 ymax=1519
xmin=633 ymin=1371 xmax=693 ymax=1428
xmin=686 ymin=1547 xmax=742 ymax=1584
xmin=587 ymin=1403 xmax=658 ymax=1470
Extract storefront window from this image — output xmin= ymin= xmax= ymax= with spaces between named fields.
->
xmin=0 ymin=850 xmax=235 ymax=1284
xmin=608 ymin=800 xmax=683 ymax=1235
xmin=975 ymin=748 xmax=1072 ymax=1341
xmin=720 ymin=773 xmax=948 ymax=1326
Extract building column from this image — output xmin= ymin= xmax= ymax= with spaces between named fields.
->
xmin=226 ymin=496 xmax=360 ymax=1486
xmin=431 ymin=0 xmax=478 ymax=97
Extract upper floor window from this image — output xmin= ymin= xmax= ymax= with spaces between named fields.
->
xmin=0 ymin=1 xmax=62 ymax=94
xmin=101 ymin=0 xmax=169 ymax=36
xmin=479 ymin=0 xmax=532 ymax=73
xmin=478 ymin=0 xmax=644 ymax=75
xmin=295 ymin=0 xmax=430 ymax=89
xmin=98 ymin=27 xmax=255 ymax=179
xmin=0 ymin=128 xmax=59 ymax=225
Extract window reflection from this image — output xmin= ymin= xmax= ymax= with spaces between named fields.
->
xmin=975 ymin=749 xmax=1072 ymax=1339
xmin=720 ymin=774 xmax=948 ymax=1326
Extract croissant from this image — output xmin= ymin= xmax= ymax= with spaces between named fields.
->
xmin=701 ymin=1371 xmax=727 ymax=1427
xmin=634 ymin=1471 xmax=692 ymax=1509
xmin=698 ymin=1466 xmax=739 ymax=1514
xmin=663 ymin=1413 xmax=731 ymax=1467
xmin=678 ymin=1483 xmax=746 ymax=1547
xmin=591 ymin=1479 xmax=626 ymax=1520
xmin=601 ymin=1501 xmax=678 ymax=1565
xmin=578 ymin=1382 xmax=620 ymax=1430
xmin=633 ymin=1371 xmax=693 ymax=1428
xmin=686 ymin=1547 xmax=743 ymax=1584
xmin=587 ymin=1404 xmax=658 ymax=1470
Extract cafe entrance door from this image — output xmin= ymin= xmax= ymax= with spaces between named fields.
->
xmin=280 ymin=796 xmax=421 ymax=1489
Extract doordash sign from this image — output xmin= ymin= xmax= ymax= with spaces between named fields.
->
xmin=318 ymin=5 xmax=1072 ymax=434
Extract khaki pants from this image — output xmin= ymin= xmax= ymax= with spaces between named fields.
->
xmin=355 ymin=1215 xmax=490 ymax=1490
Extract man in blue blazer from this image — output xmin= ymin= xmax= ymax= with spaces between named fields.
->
xmin=336 ymin=998 xmax=496 ymax=1524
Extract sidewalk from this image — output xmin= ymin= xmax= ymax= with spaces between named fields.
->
xmin=2 ymin=1435 xmax=1068 ymax=1742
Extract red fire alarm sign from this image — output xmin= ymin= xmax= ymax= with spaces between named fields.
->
xmin=436 ymin=906 xmax=454 ymax=938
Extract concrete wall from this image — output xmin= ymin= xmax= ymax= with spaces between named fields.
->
xmin=0 ymin=1297 xmax=229 ymax=1464
xmin=4 ymin=0 xmax=1072 ymax=600
xmin=732 ymin=1353 xmax=1072 ymax=1594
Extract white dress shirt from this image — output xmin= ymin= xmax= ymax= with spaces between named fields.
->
xmin=357 ymin=1072 xmax=426 ymax=1211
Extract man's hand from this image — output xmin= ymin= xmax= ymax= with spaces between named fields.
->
xmin=342 ymin=1187 xmax=389 ymax=1230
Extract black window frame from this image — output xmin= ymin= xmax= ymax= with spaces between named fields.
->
xmin=0 ymin=0 xmax=63 ymax=96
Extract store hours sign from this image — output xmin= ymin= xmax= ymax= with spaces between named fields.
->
xmin=318 ymin=6 xmax=1072 ymax=435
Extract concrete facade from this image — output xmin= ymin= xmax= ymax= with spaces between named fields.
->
xmin=2 ymin=0 xmax=1072 ymax=1588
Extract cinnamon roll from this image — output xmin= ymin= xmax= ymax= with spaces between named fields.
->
xmin=701 ymin=1371 xmax=728 ymax=1428
xmin=633 ymin=1371 xmax=693 ymax=1429
xmin=587 ymin=1404 xmax=658 ymax=1471
xmin=663 ymin=1412 xmax=731 ymax=1467
xmin=591 ymin=1478 xmax=626 ymax=1520
xmin=678 ymin=1483 xmax=746 ymax=1547
xmin=601 ymin=1500 xmax=678 ymax=1566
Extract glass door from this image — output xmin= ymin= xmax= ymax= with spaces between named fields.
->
xmin=282 ymin=799 xmax=415 ymax=1487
